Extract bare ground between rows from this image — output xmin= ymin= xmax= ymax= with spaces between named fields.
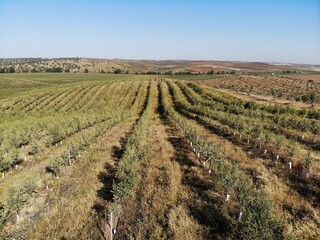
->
xmin=177 ymin=110 xmax=320 ymax=234
xmin=1 ymin=119 xmax=135 ymax=239
xmin=178 ymin=106 xmax=320 ymax=209
xmin=116 ymin=112 xmax=211 ymax=239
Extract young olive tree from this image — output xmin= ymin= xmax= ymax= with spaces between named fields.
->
xmin=0 ymin=149 xmax=11 ymax=178
xmin=3 ymin=178 xmax=37 ymax=221
xmin=303 ymin=151 xmax=314 ymax=177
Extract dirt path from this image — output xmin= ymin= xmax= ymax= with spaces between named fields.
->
xmin=118 ymin=114 xmax=206 ymax=239
xmin=112 ymin=83 xmax=207 ymax=239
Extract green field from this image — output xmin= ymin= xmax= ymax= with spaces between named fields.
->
xmin=0 ymin=74 xmax=320 ymax=239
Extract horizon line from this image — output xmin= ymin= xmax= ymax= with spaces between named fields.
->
xmin=0 ymin=57 xmax=319 ymax=66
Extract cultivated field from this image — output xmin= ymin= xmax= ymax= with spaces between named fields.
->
xmin=283 ymin=74 xmax=320 ymax=83
xmin=200 ymin=75 xmax=320 ymax=105
xmin=0 ymin=74 xmax=320 ymax=239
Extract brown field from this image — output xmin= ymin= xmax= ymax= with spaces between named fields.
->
xmin=199 ymin=75 xmax=320 ymax=104
xmin=284 ymin=74 xmax=320 ymax=83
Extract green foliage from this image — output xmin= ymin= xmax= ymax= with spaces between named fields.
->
xmin=238 ymin=193 xmax=282 ymax=240
xmin=45 ymin=67 xmax=63 ymax=73
xmin=236 ymin=177 xmax=253 ymax=207
xmin=46 ymin=156 xmax=64 ymax=176
xmin=303 ymin=151 xmax=314 ymax=171
xmin=0 ymin=149 xmax=11 ymax=173
xmin=28 ymin=140 xmax=39 ymax=155
xmin=287 ymin=142 xmax=297 ymax=159
xmin=8 ymin=147 xmax=19 ymax=165
xmin=111 ymin=80 xmax=154 ymax=213
xmin=160 ymin=80 xmax=285 ymax=239
xmin=275 ymin=135 xmax=285 ymax=150
xmin=1 ymin=178 xmax=37 ymax=225
xmin=217 ymin=161 xmax=239 ymax=193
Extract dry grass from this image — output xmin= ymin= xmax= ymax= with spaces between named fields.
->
xmin=182 ymin=117 xmax=320 ymax=239
xmin=116 ymin=99 xmax=205 ymax=239
xmin=20 ymin=120 xmax=135 ymax=239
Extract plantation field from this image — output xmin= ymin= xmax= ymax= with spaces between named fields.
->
xmin=0 ymin=74 xmax=320 ymax=239
xmin=199 ymin=75 xmax=320 ymax=105
xmin=283 ymin=74 xmax=320 ymax=83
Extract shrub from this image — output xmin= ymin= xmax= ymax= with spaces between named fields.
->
xmin=238 ymin=192 xmax=282 ymax=239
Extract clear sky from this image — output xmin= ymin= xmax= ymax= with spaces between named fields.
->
xmin=0 ymin=0 xmax=319 ymax=64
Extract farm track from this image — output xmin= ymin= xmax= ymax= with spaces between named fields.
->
xmin=114 ymin=81 xmax=207 ymax=239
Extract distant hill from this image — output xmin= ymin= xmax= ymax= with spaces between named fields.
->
xmin=0 ymin=58 xmax=319 ymax=75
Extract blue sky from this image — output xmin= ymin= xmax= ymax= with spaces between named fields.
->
xmin=0 ymin=0 xmax=319 ymax=64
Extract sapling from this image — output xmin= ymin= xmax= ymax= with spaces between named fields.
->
xmin=28 ymin=141 xmax=38 ymax=155
xmin=252 ymin=124 xmax=263 ymax=150
xmin=219 ymin=162 xmax=239 ymax=203
xmin=275 ymin=135 xmax=284 ymax=151
xmin=46 ymin=156 xmax=64 ymax=177
xmin=264 ymin=131 xmax=271 ymax=145
xmin=0 ymin=150 xmax=10 ymax=178
xmin=3 ymin=178 xmax=37 ymax=223
xmin=303 ymin=151 xmax=314 ymax=177
xmin=287 ymin=142 xmax=297 ymax=161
